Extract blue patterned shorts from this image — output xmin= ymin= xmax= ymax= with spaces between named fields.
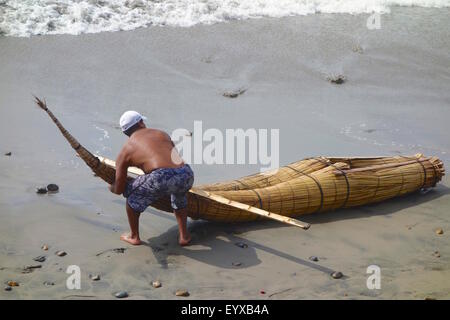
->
xmin=123 ymin=164 xmax=194 ymax=213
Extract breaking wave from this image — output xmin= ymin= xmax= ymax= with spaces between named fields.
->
xmin=1 ymin=0 xmax=449 ymax=37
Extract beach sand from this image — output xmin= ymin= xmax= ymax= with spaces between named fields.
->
xmin=0 ymin=8 xmax=449 ymax=299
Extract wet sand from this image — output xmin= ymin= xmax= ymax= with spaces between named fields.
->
xmin=0 ymin=8 xmax=449 ymax=299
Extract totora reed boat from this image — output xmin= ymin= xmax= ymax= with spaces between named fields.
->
xmin=35 ymin=97 xmax=445 ymax=229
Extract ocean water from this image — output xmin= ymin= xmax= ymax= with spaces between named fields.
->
xmin=0 ymin=0 xmax=449 ymax=37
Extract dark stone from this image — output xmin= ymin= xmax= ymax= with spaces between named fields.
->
xmin=114 ymin=291 xmax=128 ymax=298
xmin=22 ymin=265 xmax=42 ymax=273
xmin=4 ymin=286 xmax=12 ymax=291
xmin=46 ymin=184 xmax=59 ymax=193
xmin=43 ymin=281 xmax=55 ymax=286
xmin=331 ymin=271 xmax=343 ymax=279
xmin=327 ymin=75 xmax=346 ymax=84
xmin=36 ymin=187 xmax=47 ymax=194
xmin=309 ymin=256 xmax=319 ymax=262
xmin=33 ymin=255 xmax=46 ymax=263
xmin=235 ymin=242 xmax=248 ymax=249
xmin=4 ymin=152 xmax=11 ymax=156
xmin=232 ymin=262 xmax=242 ymax=267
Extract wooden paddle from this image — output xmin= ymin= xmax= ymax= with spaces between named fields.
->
xmin=97 ymin=156 xmax=310 ymax=230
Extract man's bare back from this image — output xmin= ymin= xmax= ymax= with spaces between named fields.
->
xmin=121 ymin=128 xmax=183 ymax=174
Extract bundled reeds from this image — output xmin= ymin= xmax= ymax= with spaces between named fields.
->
xmin=36 ymin=98 xmax=445 ymax=224
xmin=170 ymin=154 xmax=444 ymax=222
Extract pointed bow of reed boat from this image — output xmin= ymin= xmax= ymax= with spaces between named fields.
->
xmin=35 ymin=96 xmax=117 ymax=185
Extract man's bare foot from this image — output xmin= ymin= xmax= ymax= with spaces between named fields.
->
xmin=120 ymin=233 xmax=141 ymax=245
xmin=178 ymin=234 xmax=192 ymax=246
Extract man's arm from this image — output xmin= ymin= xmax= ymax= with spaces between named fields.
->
xmin=109 ymin=146 xmax=130 ymax=195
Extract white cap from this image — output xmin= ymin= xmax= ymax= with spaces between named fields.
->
xmin=119 ymin=111 xmax=147 ymax=132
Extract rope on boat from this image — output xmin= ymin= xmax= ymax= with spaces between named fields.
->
xmin=250 ymin=189 xmax=264 ymax=209
xmin=286 ymin=165 xmax=324 ymax=213
xmin=313 ymin=157 xmax=351 ymax=209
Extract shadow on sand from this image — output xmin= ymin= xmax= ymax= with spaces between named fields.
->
xmin=142 ymin=185 xmax=448 ymax=276
xmin=145 ymin=220 xmax=337 ymax=276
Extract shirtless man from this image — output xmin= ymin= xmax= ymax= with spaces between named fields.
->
xmin=109 ymin=111 xmax=194 ymax=246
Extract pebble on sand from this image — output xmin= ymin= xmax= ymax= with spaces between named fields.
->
xmin=33 ymin=255 xmax=46 ymax=263
xmin=4 ymin=152 xmax=11 ymax=156
xmin=235 ymin=242 xmax=248 ymax=249
xmin=91 ymin=275 xmax=101 ymax=281
xmin=55 ymin=251 xmax=67 ymax=257
xmin=47 ymin=184 xmax=59 ymax=193
xmin=223 ymin=88 xmax=247 ymax=98
xmin=42 ymin=244 xmax=49 ymax=251
xmin=326 ymin=75 xmax=346 ymax=84
xmin=309 ymin=256 xmax=319 ymax=262
xmin=36 ymin=187 xmax=47 ymax=194
xmin=152 ymin=281 xmax=161 ymax=288
xmin=43 ymin=281 xmax=54 ymax=286
xmin=4 ymin=286 xmax=12 ymax=291
xmin=435 ymin=228 xmax=444 ymax=235
xmin=114 ymin=291 xmax=128 ymax=298
xmin=22 ymin=265 xmax=42 ymax=273
xmin=175 ymin=290 xmax=190 ymax=297
xmin=7 ymin=281 xmax=19 ymax=287
xmin=433 ymin=251 xmax=441 ymax=258
xmin=331 ymin=271 xmax=343 ymax=279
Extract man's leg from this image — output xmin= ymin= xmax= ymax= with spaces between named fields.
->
xmin=174 ymin=208 xmax=191 ymax=246
xmin=120 ymin=202 xmax=142 ymax=245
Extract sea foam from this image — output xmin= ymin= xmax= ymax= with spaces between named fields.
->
xmin=1 ymin=0 xmax=449 ymax=37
